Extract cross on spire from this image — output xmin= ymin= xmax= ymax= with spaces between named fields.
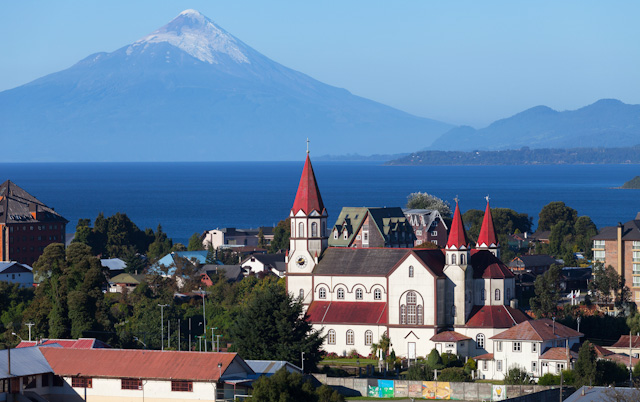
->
xmin=306 ymin=138 xmax=309 ymax=154
xmin=485 ymin=195 xmax=490 ymax=203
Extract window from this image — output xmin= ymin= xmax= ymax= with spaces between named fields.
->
xmin=531 ymin=361 xmax=537 ymax=372
xmin=42 ymin=374 xmax=49 ymax=387
xmin=337 ymin=288 xmax=345 ymax=299
xmin=363 ymin=231 xmax=369 ymax=242
xmin=328 ymin=329 xmax=336 ymax=344
xmin=431 ymin=231 xmax=437 ymax=236
xmin=496 ymin=341 xmax=502 ymax=352
xmin=405 ymin=291 xmax=419 ymax=324
xmin=365 ymin=330 xmax=373 ymax=345
xmin=593 ymin=250 xmax=605 ymax=261
xmin=346 ymin=330 xmax=354 ymax=345
xmin=299 ymin=222 xmax=304 ymax=237
xmin=451 ymin=254 xmax=457 ymax=264
xmin=513 ymin=342 xmax=521 ymax=352
xmin=121 ymin=378 xmax=143 ymax=390
xmin=333 ymin=231 xmax=338 ymax=239
xmin=483 ymin=361 xmax=488 ymax=371
xmin=634 ymin=276 xmax=640 ymax=286
xmin=72 ymin=377 xmax=92 ymax=388
xmin=343 ymin=231 xmax=348 ymax=240
xmin=451 ymin=305 xmax=456 ymax=318
xmin=322 ymin=222 xmax=326 ymax=237
xmin=417 ymin=305 xmax=423 ymax=325
xmin=557 ymin=363 xmax=565 ymax=371
xmin=374 ymin=288 xmax=382 ymax=300
xmin=593 ymin=240 xmax=605 ymax=248
xmin=416 ymin=230 xmax=422 ymax=236
xmin=416 ymin=240 xmax=423 ymax=245
xmin=319 ymin=287 xmax=326 ymax=299
xmin=311 ymin=222 xmax=318 ymax=237
xmin=476 ymin=334 xmax=485 ymax=349
xmin=634 ymin=264 xmax=640 ymax=275
xmin=400 ymin=305 xmax=406 ymax=324
xmin=634 ymin=251 xmax=640 ymax=262
xmin=432 ymin=240 xmax=437 ymax=245
xmin=461 ymin=254 xmax=465 ymax=264
xmin=409 ymin=265 xmax=414 ymax=277
xmin=299 ymin=289 xmax=304 ymax=300
xmin=495 ymin=289 xmax=501 ymax=301
xmin=356 ymin=288 xmax=363 ymax=300
xmin=532 ymin=343 xmax=537 ymax=353
xmin=496 ymin=360 xmax=502 ymax=372
xmin=171 ymin=381 xmax=193 ymax=392
xmin=24 ymin=376 xmax=36 ymax=389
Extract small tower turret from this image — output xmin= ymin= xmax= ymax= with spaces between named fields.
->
xmin=476 ymin=196 xmax=499 ymax=258
xmin=444 ymin=199 xmax=472 ymax=326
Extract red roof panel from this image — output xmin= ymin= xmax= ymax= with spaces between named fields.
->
xmin=477 ymin=201 xmax=498 ymax=248
xmin=292 ymin=155 xmax=325 ymax=215
xmin=539 ymin=347 xmax=577 ymax=361
xmin=611 ymin=335 xmax=640 ymax=349
xmin=41 ymin=348 xmax=245 ymax=381
xmin=470 ymin=250 xmax=514 ymax=279
xmin=473 ymin=353 xmax=494 ymax=360
xmin=430 ymin=331 xmax=471 ymax=342
xmin=446 ymin=201 xmax=469 ymax=249
xmin=465 ymin=305 xmax=530 ymax=328
xmin=307 ymin=301 xmax=387 ymax=325
xmin=490 ymin=319 xmax=582 ymax=341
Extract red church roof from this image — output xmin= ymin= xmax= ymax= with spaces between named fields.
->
xmin=477 ymin=200 xmax=498 ymax=248
xmin=306 ymin=301 xmax=387 ymax=325
xmin=465 ymin=305 xmax=530 ymax=328
xmin=292 ymin=154 xmax=325 ymax=215
xmin=16 ymin=338 xmax=111 ymax=349
xmin=446 ymin=200 xmax=469 ymax=249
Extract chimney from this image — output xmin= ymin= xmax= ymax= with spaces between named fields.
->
xmin=617 ymin=222 xmax=624 ymax=279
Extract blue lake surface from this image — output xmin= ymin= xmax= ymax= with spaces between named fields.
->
xmin=0 ymin=162 xmax=638 ymax=245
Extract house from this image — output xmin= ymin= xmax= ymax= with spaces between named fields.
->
xmin=200 ymin=265 xmax=245 ymax=285
xmin=0 ymin=346 xmax=55 ymax=399
xmin=476 ymin=319 xmax=582 ymax=380
xmin=559 ymin=267 xmax=592 ymax=292
xmin=100 ymin=258 xmax=127 ymax=277
xmin=108 ymin=273 xmax=147 ymax=293
xmin=509 ymin=254 xmax=558 ymax=275
xmin=286 ymin=153 xmax=528 ymax=360
xmin=403 ymin=208 xmax=448 ymax=247
xmin=16 ymin=338 xmax=111 ymax=349
xmin=430 ymin=331 xmax=471 ymax=356
xmin=608 ymin=335 xmax=640 ymax=357
xmin=0 ymin=180 xmax=68 ymax=266
xmin=153 ymin=250 xmax=209 ymax=273
xmin=0 ymin=261 xmax=33 ymax=288
xmin=329 ymin=207 xmax=415 ymax=248
xmin=201 ymin=227 xmax=274 ymax=249
xmin=240 ymin=253 xmax=286 ymax=277
xmin=592 ymin=214 xmax=640 ymax=304
xmin=530 ymin=231 xmax=551 ymax=245
xmin=507 ymin=232 xmax=532 ymax=251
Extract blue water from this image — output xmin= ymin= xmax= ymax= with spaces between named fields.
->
xmin=0 ymin=162 xmax=638 ymax=245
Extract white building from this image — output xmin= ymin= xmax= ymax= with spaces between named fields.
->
xmin=476 ymin=319 xmax=582 ymax=381
xmin=0 ymin=261 xmax=33 ymax=288
xmin=285 ymin=154 xmax=528 ymax=361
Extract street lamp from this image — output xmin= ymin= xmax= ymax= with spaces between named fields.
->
xmin=158 ymin=304 xmax=168 ymax=350
xmin=11 ymin=332 xmax=23 ymax=342
xmin=133 ymin=336 xmax=147 ymax=349
xmin=218 ymin=362 xmax=223 ymax=379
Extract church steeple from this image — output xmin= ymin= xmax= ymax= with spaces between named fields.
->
xmin=477 ymin=197 xmax=499 ymax=257
xmin=291 ymin=154 xmax=326 ymax=216
xmin=446 ymin=199 xmax=469 ymax=250
xmin=444 ymin=198 xmax=472 ymax=326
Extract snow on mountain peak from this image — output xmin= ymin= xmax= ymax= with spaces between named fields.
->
xmin=126 ymin=9 xmax=249 ymax=64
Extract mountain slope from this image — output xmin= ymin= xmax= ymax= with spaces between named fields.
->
xmin=0 ymin=10 xmax=452 ymax=162
xmin=429 ymin=99 xmax=640 ymax=151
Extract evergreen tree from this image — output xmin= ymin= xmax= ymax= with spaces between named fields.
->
xmin=530 ymin=264 xmax=562 ymax=318
xmin=270 ymin=219 xmax=291 ymax=253
xmin=251 ymin=367 xmax=321 ymax=402
xmin=574 ymin=341 xmax=597 ymax=387
xmin=504 ymin=367 xmax=532 ymax=385
xmin=538 ymin=201 xmax=578 ymax=232
xmin=258 ymin=228 xmax=266 ymax=249
xmin=187 ymin=233 xmax=204 ymax=251
xmin=426 ymin=348 xmax=444 ymax=370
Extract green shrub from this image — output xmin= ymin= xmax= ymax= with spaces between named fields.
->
xmin=504 ymin=367 xmax=532 ymax=385
xmin=438 ymin=367 xmax=471 ymax=382
xmin=538 ymin=373 xmax=560 ymax=385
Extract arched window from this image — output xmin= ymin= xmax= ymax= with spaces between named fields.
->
xmin=328 ymin=330 xmax=336 ymax=345
xmin=461 ymin=254 xmax=466 ymax=264
xmin=451 ymin=254 xmax=457 ymax=264
xmin=406 ymin=291 xmax=419 ymax=324
xmin=481 ymin=288 xmax=485 ymax=301
xmin=299 ymin=289 xmax=304 ymax=300
xmin=299 ymin=222 xmax=304 ymax=237
xmin=476 ymin=333 xmax=485 ymax=349
xmin=408 ymin=265 xmax=414 ymax=278
xmin=319 ymin=287 xmax=326 ymax=299
xmin=506 ymin=288 xmax=511 ymax=301
xmin=356 ymin=288 xmax=363 ymax=300
xmin=495 ymin=289 xmax=501 ymax=301
xmin=374 ymin=288 xmax=382 ymax=300
xmin=346 ymin=330 xmax=354 ymax=345
xmin=400 ymin=305 xmax=406 ymax=324
xmin=337 ymin=288 xmax=345 ymax=299
xmin=365 ymin=330 xmax=373 ymax=345
xmin=311 ymin=222 xmax=318 ymax=237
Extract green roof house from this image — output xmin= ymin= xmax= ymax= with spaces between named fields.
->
xmin=328 ymin=207 xmax=415 ymax=249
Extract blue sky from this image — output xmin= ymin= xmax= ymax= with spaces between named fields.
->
xmin=0 ymin=1 xmax=638 ymax=127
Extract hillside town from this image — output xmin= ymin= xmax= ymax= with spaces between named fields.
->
xmin=1 ymin=154 xmax=639 ymax=402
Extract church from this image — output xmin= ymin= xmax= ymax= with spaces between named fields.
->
xmin=285 ymin=154 xmax=529 ymax=360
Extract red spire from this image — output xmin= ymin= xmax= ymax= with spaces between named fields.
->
xmin=446 ymin=200 xmax=469 ymax=249
xmin=477 ymin=199 xmax=498 ymax=247
xmin=291 ymin=154 xmax=325 ymax=215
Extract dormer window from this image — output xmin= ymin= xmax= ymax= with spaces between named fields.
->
xmin=343 ymin=231 xmax=348 ymax=240
xmin=333 ymin=230 xmax=338 ymax=239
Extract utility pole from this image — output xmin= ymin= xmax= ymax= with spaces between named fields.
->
xmin=199 ymin=288 xmax=207 ymax=352
xmin=158 ymin=304 xmax=168 ymax=350
xmin=188 ymin=318 xmax=191 ymax=351
xmin=211 ymin=327 xmax=217 ymax=352
xmin=301 ymin=351 xmax=305 ymax=373
xmin=178 ymin=319 xmax=181 ymax=351
xmin=216 ymin=335 xmax=221 ymax=353
xmin=25 ymin=323 xmax=34 ymax=342
xmin=168 ymin=320 xmax=171 ymax=349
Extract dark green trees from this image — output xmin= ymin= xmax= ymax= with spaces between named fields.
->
xmin=529 ymin=264 xmax=562 ymax=318
xmin=574 ymin=341 xmax=597 ymax=387
xmin=270 ymin=218 xmax=291 ymax=253
xmin=230 ymin=281 xmax=323 ymax=370
xmin=406 ymin=192 xmax=452 ymax=219
xmin=187 ymin=233 xmax=204 ymax=251
xmin=251 ymin=367 xmax=344 ymax=402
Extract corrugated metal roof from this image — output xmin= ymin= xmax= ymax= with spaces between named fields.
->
xmin=307 ymin=301 xmax=388 ymax=324
xmin=611 ymin=335 xmax=640 ymax=349
xmin=0 ymin=347 xmax=52 ymax=378
xmin=0 ymin=262 xmax=32 ymax=274
xmin=100 ymin=258 xmax=127 ymax=271
xmin=315 ymin=248 xmax=409 ymax=276
xmin=245 ymin=360 xmax=301 ymax=375
xmin=490 ymin=319 xmax=582 ymax=341
xmin=430 ymin=331 xmax=471 ymax=342
xmin=41 ymin=348 xmax=251 ymax=381
xmin=465 ymin=305 xmax=530 ymax=328
xmin=16 ymin=338 xmax=111 ymax=349
xmin=0 ymin=180 xmax=68 ymax=224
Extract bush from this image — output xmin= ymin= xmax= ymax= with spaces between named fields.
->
xmin=441 ymin=352 xmax=463 ymax=368
xmin=538 ymin=373 xmax=560 ymax=385
xmin=438 ymin=367 xmax=471 ymax=382
xmin=464 ymin=358 xmax=477 ymax=374
xmin=596 ymin=360 xmax=629 ymax=385
xmin=426 ymin=349 xmax=444 ymax=370
xmin=405 ymin=364 xmax=433 ymax=381
xmin=504 ymin=367 xmax=532 ymax=385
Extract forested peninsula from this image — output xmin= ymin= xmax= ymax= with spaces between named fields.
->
xmin=621 ymin=176 xmax=640 ymax=189
xmin=386 ymin=145 xmax=640 ymax=166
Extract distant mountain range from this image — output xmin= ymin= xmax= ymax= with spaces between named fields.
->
xmin=0 ymin=10 xmax=452 ymax=162
xmin=428 ymin=99 xmax=640 ymax=151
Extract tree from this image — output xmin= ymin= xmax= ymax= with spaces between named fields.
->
xmin=406 ymin=192 xmax=452 ymax=219
xmin=574 ymin=216 xmax=598 ymax=258
xmin=538 ymin=373 xmax=561 ymax=385
xmin=538 ymin=201 xmax=578 ymax=232
xmin=258 ymin=228 xmax=266 ymax=249
xmin=405 ymin=364 xmax=430 ymax=381
xmin=147 ymin=224 xmax=173 ymax=260
xmin=574 ymin=341 xmax=597 ymax=387
xmin=504 ymin=367 xmax=532 ymax=385
xmin=371 ymin=332 xmax=391 ymax=360
xmin=251 ymin=367 xmax=343 ymax=402
xmin=187 ymin=233 xmax=204 ymax=251
xmin=590 ymin=262 xmax=624 ymax=306
xmin=596 ymin=360 xmax=629 ymax=385
xmin=230 ymin=281 xmax=324 ymax=370
xmin=530 ymin=264 xmax=562 ymax=318
xmin=437 ymin=367 xmax=470 ymax=382
xmin=270 ymin=218 xmax=291 ymax=253
xmin=426 ymin=348 xmax=444 ymax=370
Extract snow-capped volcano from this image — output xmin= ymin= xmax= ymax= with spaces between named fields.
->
xmin=127 ymin=9 xmax=249 ymax=64
xmin=0 ymin=10 xmax=452 ymax=162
